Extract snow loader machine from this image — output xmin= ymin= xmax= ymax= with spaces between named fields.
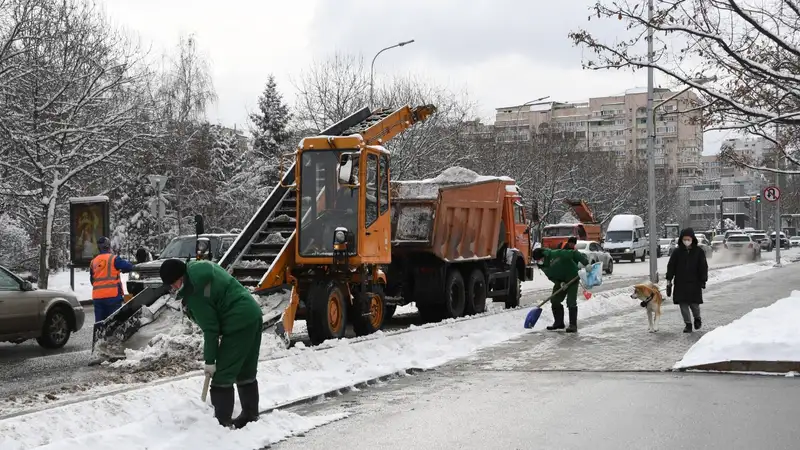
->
xmin=269 ymin=105 xmax=535 ymax=347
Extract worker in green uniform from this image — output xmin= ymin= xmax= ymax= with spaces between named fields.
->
xmin=532 ymin=247 xmax=589 ymax=333
xmin=159 ymin=258 xmax=263 ymax=429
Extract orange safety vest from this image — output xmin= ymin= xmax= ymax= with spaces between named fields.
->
xmin=91 ymin=253 xmax=121 ymax=300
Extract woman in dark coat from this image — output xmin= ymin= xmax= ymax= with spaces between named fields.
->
xmin=666 ymin=228 xmax=709 ymax=333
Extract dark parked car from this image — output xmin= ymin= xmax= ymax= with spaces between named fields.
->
xmin=770 ymin=232 xmax=790 ymax=250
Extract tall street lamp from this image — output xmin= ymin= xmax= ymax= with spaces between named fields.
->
xmin=369 ymin=39 xmax=415 ymax=109
xmin=646 ymin=71 xmax=717 ymax=284
xmin=513 ymin=96 xmax=551 ymax=141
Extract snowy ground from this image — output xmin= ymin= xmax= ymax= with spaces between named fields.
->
xmin=0 ymin=256 xmax=792 ymax=450
xmin=674 ymin=290 xmax=800 ymax=371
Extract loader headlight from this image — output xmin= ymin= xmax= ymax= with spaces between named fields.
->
xmin=334 ymin=228 xmax=347 ymax=244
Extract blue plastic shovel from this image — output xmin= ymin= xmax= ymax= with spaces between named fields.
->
xmin=524 ymin=275 xmax=580 ymax=329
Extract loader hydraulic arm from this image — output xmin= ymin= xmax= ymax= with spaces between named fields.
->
xmin=343 ymin=104 xmax=437 ymax=146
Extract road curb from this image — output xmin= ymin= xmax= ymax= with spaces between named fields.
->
xmin=673 ymin=360 xmax=800 ymax=374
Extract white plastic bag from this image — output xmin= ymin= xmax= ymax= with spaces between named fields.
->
xmin=578 ymin=262 xmax=604 ymax=289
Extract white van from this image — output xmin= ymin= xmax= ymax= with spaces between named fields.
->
xmin=604 ymin=214 xmax=648 ymax=262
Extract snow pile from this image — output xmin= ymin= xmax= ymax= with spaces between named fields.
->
xmin=235 ymin=259 xmax=270 ymax=269
xmin=264 ymin=232 xmax=288 ymax=245
xmin=675 ymin=291 xmax=800 ymax=370
xmin=272 ymin=214 xmax=293 ymax=223
xmin=393 ymin=166 xmax=513 ymax=200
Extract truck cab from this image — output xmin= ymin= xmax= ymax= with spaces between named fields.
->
xmin=541 ymin=199 xmax=601 ymax=249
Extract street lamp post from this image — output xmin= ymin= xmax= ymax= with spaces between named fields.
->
xmin=369 ymin=39 xmax=415 ymax=109
xmin=513 ymin=96 xmax=551 ymax=141
xmin=646 ymin=8 xmax=716 ymax=285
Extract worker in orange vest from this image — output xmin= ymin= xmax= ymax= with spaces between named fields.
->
xmin=90 ymin=236 xmax=134 ymax=323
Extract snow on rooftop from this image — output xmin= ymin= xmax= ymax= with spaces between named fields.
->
xmin=69 ymin=195 xmax=109 ymax=204
xmin=393 ymin=167 xmax=514 ymax=200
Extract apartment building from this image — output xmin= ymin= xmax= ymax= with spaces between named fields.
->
xmin=494 ymin=88 xmax=704 ymax=184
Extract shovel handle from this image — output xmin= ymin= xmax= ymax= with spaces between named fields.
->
xmin=537 ymin=276 xmax=581 ymax=308
xmin=200 ymin=373 xmax=211 ymax=402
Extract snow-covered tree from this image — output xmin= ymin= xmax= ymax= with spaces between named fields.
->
xmin=0 ymin=0 xmax=157 ymax=288
xmin=0 ymin=212 xmax=35 ymax=271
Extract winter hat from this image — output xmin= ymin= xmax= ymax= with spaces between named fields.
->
xmin=160 ymin=259 xmax=186 ymax=286
xmin=97 ymin=236 xmax=111 ymax=252
xmin=533 ymin=247 xmax=545 ymax=260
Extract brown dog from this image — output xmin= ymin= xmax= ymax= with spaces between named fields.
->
xmin=630 ymin=283 xmax=664 ymax=332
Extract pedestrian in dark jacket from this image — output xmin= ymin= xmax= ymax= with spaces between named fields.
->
xmin=533 ymin=246 xmax=589 ymax=332
xmin=666 ymin=228 xmax=709 ymax=333
xmin=160 ymin=258 xmax=264 ymax=429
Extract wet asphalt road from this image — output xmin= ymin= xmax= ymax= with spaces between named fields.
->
xmin=277 ymin=371 xmax=800 ymax=450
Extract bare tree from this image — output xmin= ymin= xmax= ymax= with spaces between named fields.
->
xmin=291 ymin=52 xmax=369 ymax=131
xmin=156 ymin=34 xmax=217 ymax=235
xmin=0 ymin=0 xmax=157 ymax=287
xmin=569 ymin=0 xmax=800 ymax=174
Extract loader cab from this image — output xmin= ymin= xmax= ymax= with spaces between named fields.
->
xmin=295 ymin=137 xmax=392 ymax=266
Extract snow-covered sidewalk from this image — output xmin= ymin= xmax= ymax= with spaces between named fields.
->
xmin=674 ymin=290 xmax=800 ymax=372
xmin=0 ymin=258 xmax=791 ymax=449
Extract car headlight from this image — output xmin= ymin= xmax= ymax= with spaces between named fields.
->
xmin=334 ymin=229 xmax=346 ymax=244
xmin=129 ymin=271 xmax=141 ymax=280
xmin=624 ymin=248 xmax=631 ymax=253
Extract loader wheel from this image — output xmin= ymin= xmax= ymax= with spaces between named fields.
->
xmin=443 ymin=269 xmax=466 ymax=319
xmin=351 ymin=285 xmax=387 ymax=337
xmin=501 ymin=269 xmax=521 ymax=309
xmin=306 ymin=281 xmax=348 ymax=345
xmin=465 ymin=269 xmax=487 ymax=315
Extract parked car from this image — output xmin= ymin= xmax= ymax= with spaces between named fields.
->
xmin=790 ymin=236 xmax=800 ymax=247
xmin=724 ymin=234 xmax=761 ymax=261
xmin=574 ymin=240 xmax=614 ymax=274
xmin=769 ymin=231 xmax=790 ymax=250
xmin=0 ymin=265 xmax=85 ymax=349
xmin=658 ymin=238 xmax=671 ymax=257
xmin=711 ymin=235 xmax=726 ymax=252
xmin=750 ymin=232 xmax=771 ymax=251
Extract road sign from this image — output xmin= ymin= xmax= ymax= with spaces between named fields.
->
xmin=763 ymin=186 xmax=781 ymax=202
xmin=147 ymin=175 xmax=168 ymax=191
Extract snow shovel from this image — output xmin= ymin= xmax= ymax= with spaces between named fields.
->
xmin=524 ymin=275 xmax=580 ymax=329
xmin=201 ymin=373 xmax=211 ymax=402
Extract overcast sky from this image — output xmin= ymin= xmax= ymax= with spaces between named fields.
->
xmin=104 ymin=0 xmax=730 ymax=154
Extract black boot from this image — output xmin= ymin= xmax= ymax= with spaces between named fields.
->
xmin=232 ymin=380 xmax=260 ymax=429
xmin=565 ymin=307 xmax=578 ymax=333
xmin=694 ymin=317 xmax=702 ymax=330
xmin=546 ymin=304 xmax=565 ymax=331
xmin=209 ymin=386 xmax=235 ymax=427
xmin=683 ymin=323 xmax=693 ymax=333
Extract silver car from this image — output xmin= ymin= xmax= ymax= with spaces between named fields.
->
xmin=0 ymin=265 xmax=85 ymax=348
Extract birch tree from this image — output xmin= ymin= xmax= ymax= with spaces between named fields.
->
xmin=0 ymin=0 xmax=156 ymax=287
xmin=569 ymin=0 xmax=800 ymax=174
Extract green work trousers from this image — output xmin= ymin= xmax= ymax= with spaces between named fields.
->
xmin=550 ymin=279 xmax=579 ymax=308
xmin=211 ymin=318 xmax=263 ymax=387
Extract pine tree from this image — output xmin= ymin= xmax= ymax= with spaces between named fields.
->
xmin=248 ymin=75 xmax=292 ymax=185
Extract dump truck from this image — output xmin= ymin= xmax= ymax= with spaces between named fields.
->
xmin=541 ymin=199 xmax=602 ymax=248
xmin=385 ymin=170 xmax=534 ymax=321
xmin=261 ymin=104 xmax=534 ymax=346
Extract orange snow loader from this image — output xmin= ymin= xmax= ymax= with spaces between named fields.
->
xmin=243 ymin=104 xmax=534 ymax=346
xmin=541 ymin=199 xmax=602 ymax=249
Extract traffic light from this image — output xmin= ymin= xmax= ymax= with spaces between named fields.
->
xmin=756 ymin=194 xmax=761 ymax=203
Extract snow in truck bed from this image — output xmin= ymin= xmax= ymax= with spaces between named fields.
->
xmin=393 ymin=166 xmax=514 ymax=200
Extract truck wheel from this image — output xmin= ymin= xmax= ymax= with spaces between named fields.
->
xmin=37 ymin=306 xmax=72 ymax=349
xmin=604 ymin=259 xmax=613 ymax=275
xmin=443 ymin=269 xmax=466 ymax=319
xmin=464 ymin=269 xmax=487 ymax=315
xmin=306 ymin=281 xmax=348 ymax=345
xmin=502 ymin=270 xmax=521 ymax=309
xmin=351 ymin=286 xmax=387 ymax=337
